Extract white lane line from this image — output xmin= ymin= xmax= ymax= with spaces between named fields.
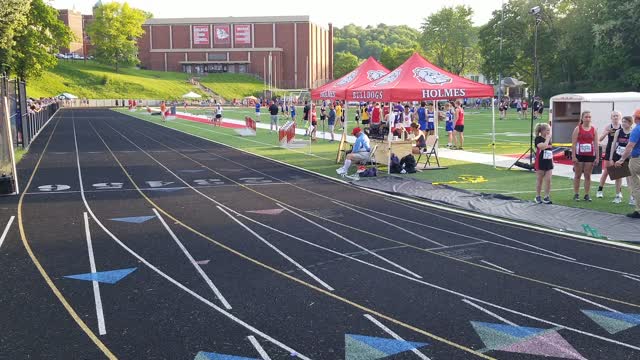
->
xmin=217 ymin=205 xmax=334 ymax=291
xmin=78 ymin=119 xmax=311 ymax=360
xmin=462 ymin=299 xmax=518 ymax=326
xmin=480 ymin=260 xmax=514 ymax=274
xmin=331 ymin=201 xmax=445 ymax=247
xmin=248 ymin=335 xmax=273 ymax=360
xmin=0 ymin=216 xmax=16 ymax=249
xmin=624 ymin=275 xmax=640 ymax=283
xmin=363 ymin=314 xmax=431 ymax=360
xmin=112 ymin=115 xmax=640 ymax=351
xmin=385 ymin=199 xmax=577 ymax=261
xmin=277 ymin=203 xmax=423 ymax=279
xmin=553 ymin=288 xmax=619 ymax=313
xmin=152 ymin=208 xmax=232 ymax=310
xmin=236 ymin=209 xmax=640 ymax=352
xmin=426 ymin=241 xmax=488 ymax=251
xmin=84 ymin=212 xmax=107 ymax=335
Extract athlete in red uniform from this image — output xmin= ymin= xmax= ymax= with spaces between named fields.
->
xmin=571 ymin=111 xmax=600 ymax=201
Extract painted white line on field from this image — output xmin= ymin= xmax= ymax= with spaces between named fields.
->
xmin=386 ymin=199 xmax=577 ymax=261
xmin=623 ymin=275 xmax=640 ymax=283
xmin=277 ymin=203 xmax=423 ymax=279
xmin=364 ymin=314 xmax=431 ymax=360
xmin=0 ymin=216 xmax=16 ymax=249
xmin=234 ymin=208 xmax=640 ymax=352
xmin=217 ymin=205 xmax=334 ymax=291
xmin=248 ymin=335 xmax=273 ymax=360
xmin=462 ymin=299 xmax=518 ymax=326
xmin=426 ymin=241 xmax=488 ymax=251
xmin=480 ymin=260 xmax=514 ymax=274
xmin=84 ymin=212 xmax=107 ymax=335
xmin=331 ymin=201 xmax=445 ymax=247
xmin=152 ymin=208 xmax=232 ymax=310
xmin=79 ymin=120 xmax=311 ymax=359
xmin=553 ymin=288 xmax=619 ymax=313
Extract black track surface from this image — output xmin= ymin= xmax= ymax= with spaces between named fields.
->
xmin=4 ymin=109 xmax=640 ymax=360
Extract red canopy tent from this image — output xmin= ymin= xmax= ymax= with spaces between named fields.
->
xmin=347 ymin=52 xmax=494 ymax=102
xmin=311 ymin=57 xmax=390 ymax=100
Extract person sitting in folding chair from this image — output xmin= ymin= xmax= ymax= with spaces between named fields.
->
xmin=336 ymin=127 xmax=371 ymax=176
xmin=409 ymin=123 xmax=427 ymax=155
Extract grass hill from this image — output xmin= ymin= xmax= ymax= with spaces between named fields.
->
xmin=26 ymin=61 xmax=265 ymax=101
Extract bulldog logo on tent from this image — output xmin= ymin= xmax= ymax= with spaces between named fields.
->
xmin=367 ymin=70 xmax=387 ymax=81
xmin=374 ymin=69 xmax=402 ymax=87
xmin=413 ymin=67 xmax=452 ymax=85
xmin=335 ymin=69 xmax=359 ymax=86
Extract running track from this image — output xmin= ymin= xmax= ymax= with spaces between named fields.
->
xmin=3 ymin=109 xmax=640 ymax=359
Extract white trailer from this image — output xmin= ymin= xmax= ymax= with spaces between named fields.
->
xmin=549 ymin=92 xmax=640 ymax=145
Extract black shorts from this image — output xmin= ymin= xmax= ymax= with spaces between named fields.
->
xmin=311 ymin=121 xmax=317 ymax=126
xmin=215 ymin=114 xmax=222 ymax=119
xmin=576 ymin=155 xmax=596 ymax=163
xmin=361 ymin=119 xmax=370 ymax=125
xmin=454 ymin=125 xmax=464 ymax=132
xmin=320 ymin=115 xmax=326 ymax=120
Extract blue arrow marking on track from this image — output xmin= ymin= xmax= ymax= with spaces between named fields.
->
xmin=109 ymin=215 xmax=156 ymax=224
xmin=64 ymin=267 xmax=137 ymax=284
xmin=345 ymin=334 xmax=427 ymax=358
xmin=194 ymin=352 xmax=260 ymax=360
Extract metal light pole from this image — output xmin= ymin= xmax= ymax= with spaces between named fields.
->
xmin=498 ymin=0 xmax=504 ymax=106
xmin=529 ymin=12 xmax=542 ymax=168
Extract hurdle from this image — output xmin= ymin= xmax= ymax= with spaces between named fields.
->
xmin=279 ymin=121 xmax=309 ymax=150
xmin=235 ymin=116 xmax=257 ymax=136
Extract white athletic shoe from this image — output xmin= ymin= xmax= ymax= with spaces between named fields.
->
xmin=596 ymin=190 xmax=604 ymax=198
xmin=336 ymin=167 xmax=347 ymax=176
xmin=613 ymin=193 xmax=622 ymax=204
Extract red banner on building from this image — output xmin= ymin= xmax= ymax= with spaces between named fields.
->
xmin=213 ymin=25 xmax=231 ymax=45
xmin=192 ymin=25 xmax=210 ymax=45
xmin=234 ymin=24 xmax=251 ymax=45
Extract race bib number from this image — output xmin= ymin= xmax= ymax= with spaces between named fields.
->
xmin=428 ymin=117 xmax=434 ymax=123
xmin=616 ymin=146 xmax=625 ymax=156
xmin=578 ymin=143 xmax=592 ymax=154
xmin=543 ymin=150 xmax=553 ymax=160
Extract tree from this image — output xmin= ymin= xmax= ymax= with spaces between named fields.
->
xmin=87 ymin=2 xmax=150 ymax=72
xmin=380 ymin=47 xmax=415 ymax=70
xmin=420 ymin=5 xmax=480 ymax=75
xmin=0 ymin=0 xmax=31 ymax=73
xmin=333 ymin=52 xmax=360 ymax=79
xmin=9 ymin=0 xmax=72 ymax=79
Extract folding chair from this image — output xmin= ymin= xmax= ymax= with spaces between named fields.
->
xmin=417 ymin=135 xmax=441 ymax=169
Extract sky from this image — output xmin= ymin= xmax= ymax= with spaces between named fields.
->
xmin=49 ymin=0 xmax=503 ymax=29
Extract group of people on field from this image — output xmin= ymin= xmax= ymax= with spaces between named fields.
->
xmin=533 ymin=108 xmax=640 ymax=219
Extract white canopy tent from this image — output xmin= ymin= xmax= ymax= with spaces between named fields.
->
xmin=182 ymin=92 xmax=202 ymax=99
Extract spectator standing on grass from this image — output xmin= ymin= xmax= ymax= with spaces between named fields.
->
xmin=572 ymin=111 xmax=600 ymax=202
xmin=534 ymin=123 xmax=554 ymax=204
xmin=453 ymin=100 xmax=465 ymax=150
xmin=610 ymin=116 xmax=634 ymax=204
xmin=255 ymin=101 xmax=261 ymax=121
xmin=269 ymin=101 xmax=279 ymax=132
xmin=335 ymin=101 xmax=343 ymax=131
xmin=416 ymin=101 xmax=427 ymax=132
xmin=160 ymin=101 xmax=167 ymax=122
xmin=327 ymin=103 xmax=336 ymax=142
xmin=310 ymin=104 xmax=318 ymax=141
xmin=597 ymin=111 xmax=622 ymax=198
xmin=614 ymin=109 xmax=640 ymax=218
xmin=371 ymin=102 xmax=382 ymax=125
xmin=303 ymin=100 xmax=310 ymax=128
xmin=214 ymin=103 xmax=223 ymax=127
xmin=445 ymin=102 xmax=455 ymax=148
xmin=290 ymin=103 xmax=297 ymax=123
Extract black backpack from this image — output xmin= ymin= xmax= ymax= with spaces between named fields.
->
xmin=390 ymin=153 xmax=403 ymax=173
xmin=401 ymin=154 xmax=417 ymax=173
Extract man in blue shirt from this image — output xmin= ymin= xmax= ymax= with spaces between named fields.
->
xmin=255 ymin=101 xmax=261 ymax=121
xmin=615 ymin=109 xmax=640 ymax=218
xmin=327 ymin=103 xmax=336 ymax=141
xmin=336 ymin=127 xmax=371 ymax=176
xmin=416 ymin=101 xmax=427 ymax=131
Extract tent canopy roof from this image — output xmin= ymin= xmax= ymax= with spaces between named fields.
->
xmin=182 ymin=91 xmax=202 ymax=98
xmin=310 ymin=57 xmax=390 ymax=100
xmin=347 ymin=53 xmax=494 ymax=102
xmin=550 ymin=92 xmax=640 ymax=103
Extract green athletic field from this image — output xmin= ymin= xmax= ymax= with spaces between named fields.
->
xmin=116 ymin=108 xmax=635 ymax=216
